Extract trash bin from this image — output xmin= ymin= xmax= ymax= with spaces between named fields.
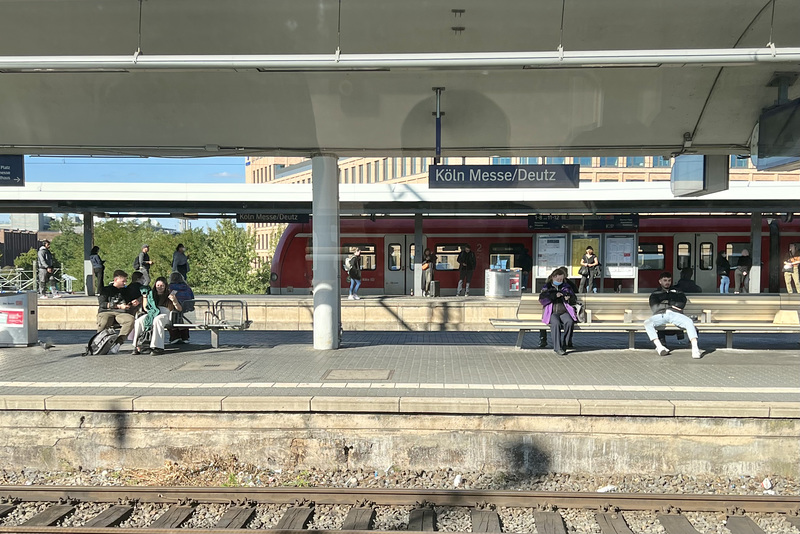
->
xmin=0 ymin=291 xmax=38 ymax=347
xmin=485 ymin=269 xmax=523 ymax=298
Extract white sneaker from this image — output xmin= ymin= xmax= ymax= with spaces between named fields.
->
xmin=38 ymin=294 xmax=48 ymax=299
xmin=692 ymin=348 xmax=703 ymax=359
xmin=348 ymin=295 xmax=355 ymax=300
xmin=51 ymin=293 xmax=63 ymax=299
xmin=354 ymin=295 xmax=361 ymax=300
xmin=656 ymin=346 xmax=669 ymax=357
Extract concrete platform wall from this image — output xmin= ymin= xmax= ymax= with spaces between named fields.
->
xmin=37 ymin=298 xmax=520 ymax=331
xmin=1 ymin=409 xmax=797 ymax=477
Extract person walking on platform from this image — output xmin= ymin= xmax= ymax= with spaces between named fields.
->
xmin=717 ymin=250 xmax=731 ymax=294
xmin=539 ymin=267 xmax=577 ymax=356
xmin=421 ymin=248 xmax=437 ymax=297
xmin=96 ymin=269 xmax=139 ymax=353
xmin=134 ymin=244 xmax=154 ymax=286
xmin=345 ymin=248 xmax=362 ymax=300
xmin=645 ymin=271 xmax=702 ymax=359
xmin=783 ymin=244 xmax=800 ymax=293
xmin=37 ymin=240 xmax=61 ymax=299
xmin=578 ymin=246 xmax=599 ymax=293
xmin=734 ymin=249 xmax=752 ymax=293
xmin=456 ymin=244 xmax=476 ymax=296
xmin=89 ymin=246 xmax=105 ymax=294
xmin=172 ymin=243 xmax=190 ymax=282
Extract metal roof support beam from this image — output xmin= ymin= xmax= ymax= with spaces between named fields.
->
xmin=312 ymin=154 xmax=341 ymax=350
xmin=1 ymin=48 xmax=800 ymax=72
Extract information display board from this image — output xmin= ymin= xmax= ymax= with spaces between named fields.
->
xmin=535 ymin=234 xmax=567 ymax=278
xmin=604 ymin=234 xmax=636 ymax=278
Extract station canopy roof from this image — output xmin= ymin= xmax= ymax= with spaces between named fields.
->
xmin=1 ymin=0 xmax=800 ymax=159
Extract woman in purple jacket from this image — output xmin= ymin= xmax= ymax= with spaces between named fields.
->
xmin=539 ymin=267 xmax=578 ymax=356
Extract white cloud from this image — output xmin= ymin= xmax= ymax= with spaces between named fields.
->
xmin=212 ymin=171 xmax=235 ymax=178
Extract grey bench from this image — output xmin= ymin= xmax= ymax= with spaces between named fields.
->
xmin=172 ymin=299 xmax=253 ymax=348
xmin=490 ymin=293 xmax=800 ymax=349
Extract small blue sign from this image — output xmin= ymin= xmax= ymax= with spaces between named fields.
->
xmin=429 ymin=164 xmax=579 ymax=188
xmin=0 ymin=155 xmax=24 ymax=187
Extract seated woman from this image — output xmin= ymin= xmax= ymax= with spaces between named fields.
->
xmin=539 ymin=267 xmax=578 ymax=356
xmin=132 ymin=277 xmax=182 ymax=355
xmin=168 ymin=271 xmax=195 ymax=343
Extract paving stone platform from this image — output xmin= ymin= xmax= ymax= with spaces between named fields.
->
xmin=1 ymin=328 xmax=798 ymax=415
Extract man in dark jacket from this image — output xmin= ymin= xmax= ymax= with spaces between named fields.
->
xmin=644 ymin=271 xmax=702 ymax=359
xmin=97 ymin=270 xmax=139 ymax=352
xmin=456 ymin=244 xmax=476 ymax=296
xmin=37 ymin=240 xmax=61 ymax=298
xmin=135 ymin=244 xmax=154 ymax=286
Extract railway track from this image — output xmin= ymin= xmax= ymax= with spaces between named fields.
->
xmin=0 ymin=486 xmax=797 ymax=534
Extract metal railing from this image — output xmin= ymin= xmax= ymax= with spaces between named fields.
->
xmin=0 ymin=266 xmax=69 ymax=293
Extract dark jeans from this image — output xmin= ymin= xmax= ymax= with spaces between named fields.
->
xmin=549 ymin=311 xmax=575 ymax=353
xmin=579 ymin=275 xmax=595 ymax=293
xmin=93 ymin=267 xmax=105 ymax=293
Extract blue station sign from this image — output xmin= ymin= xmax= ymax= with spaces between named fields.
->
xmin=236 ymin=213 xmax=310 ymax=223
xmin=0 ymin=155 xmax=24 ymax=187
xmin=429 ymin=164 xmax=579 ymax=189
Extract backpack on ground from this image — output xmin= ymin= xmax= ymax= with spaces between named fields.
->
xmin=83 ymin=327 xmax=119 ymax=356
xmin=133 ymin=254 xmax=141 ymax=271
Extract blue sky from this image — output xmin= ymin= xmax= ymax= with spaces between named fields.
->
xmin=1 ymin=156 xmax=247 ymax=229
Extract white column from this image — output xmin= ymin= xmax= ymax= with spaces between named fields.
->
xmin=413 ymin=213 xmax=423 ymax=296
xmin=312 ymin=154 xmax=341 ymax=349
xmin=83 ymin=212 xmax=95 ymax=296
xmin=749 ymin=212 xmax=762 ymax=294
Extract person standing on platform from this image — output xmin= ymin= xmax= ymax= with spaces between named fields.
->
xmin=644 ymin=271 xmax=702 ymax=359
xmin=519 ymin=248 xmax=533 ymax=292
xmin=422 ymin=247 xmax=437 ymax=297
xmin=37 ymin=240 xmax=61 ymax=299
xmin=345 ymin=248 xmax=362 ymax=300
xmin=539 ymin=267 xmax=577 ymax=356
xmin=172 ymin=243 xmax=190 ymax=282
xmin=456 ymin=244 xmax=476 ymax=296
xmin=90 ymin=246 xmax=105 ymax=294
xmin=135 ymin=244 xmax=154 ymax=286
xmin=168 ymin=272 xmax=194 ymax=344
xmin=783 ymin=244 xmax=800 ymax=293
xmin=717 ymin=250 xmax=731 ymax=294
xmin=578 ymin=246 xmax=599 ymax=293
xmin=734 ymin=249 xmax=752 ymax=293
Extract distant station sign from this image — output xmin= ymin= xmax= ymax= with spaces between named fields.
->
xmin=0 ymin=155 xmax=24 ymax=187
xmin=429 ymin=164 xmax=579 ymax=188
xmin=236 ymin=213 xmax=310 ymax=223
xmin=528 ymin=214 xmax=639 ymax=231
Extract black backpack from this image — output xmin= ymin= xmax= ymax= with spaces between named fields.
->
xmin=83 ymin=327 xmax=119 ymax=356
xmin=133 ymin=254 xmax=141 ymax=271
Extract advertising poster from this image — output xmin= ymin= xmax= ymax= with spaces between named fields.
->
xmin=570 ymin=234 xmax=601 ymax=278
xmin=0 ymin=309 xmax=24 ymax=327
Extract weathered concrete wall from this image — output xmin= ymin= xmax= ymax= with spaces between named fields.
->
xmin=1 ymin=411 xmax=797 ymax=477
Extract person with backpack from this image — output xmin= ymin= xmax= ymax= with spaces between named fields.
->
xmin=96 ymin=269 xmax=140 ymax=353
xmin=344 ymin=248 xmax=362 ymax=300
xmin=172 ymin=243 xmax=190 ymax=282
xmin=134 ymin=244 xmax=154 ymax=286
xmin=456 ymin=244 xmax=476 ymax=296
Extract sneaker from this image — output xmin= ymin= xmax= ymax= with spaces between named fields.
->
xmin=656 ymin=346 xmax=670 ymax=357
xmin=51 ymin=293 xmax=63 ymax=299
xmin=151 ymin=348 xmax=165 ymax=355
xmin=108 ymin=342 xmax=121 ymax=355
xmin=348 ymin=295 xmax=355 ymax=300
xmin=464 ymin=292 xmax=469 ymax=296
xmin=38 ymin=294 xmax=48 ymax=299
xmin=538 ymin=341 xmax=547 ymax=349
xmin=692 ymin=348 xmax=703 ymax=359
xmin=354 ymin=295 xmax=360 ymax=300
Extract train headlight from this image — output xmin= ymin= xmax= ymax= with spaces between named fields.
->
xmin=270 ymin=272 xmax=278 ymax=282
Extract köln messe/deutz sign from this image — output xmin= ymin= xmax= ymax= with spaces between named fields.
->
xmin=236 ymin=213 xmax=310 ymax=223
xmin=429 ymin=164 xmax=579 ymax=189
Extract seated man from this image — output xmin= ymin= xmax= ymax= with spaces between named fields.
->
xmin=96 ymin=269 xmax=139 ymax=353
xmin=124 ymin=271 xmax=148 ymax=316
xmin=673 ymin=267 xmax=702 ymax=293
xmin=644 ymin=271 xmax=702 ymax=359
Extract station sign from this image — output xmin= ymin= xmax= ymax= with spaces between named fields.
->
xmin=0 ymin=155 xmax=24 ymax=187
xmin=236 ymin=213 xmax=310 ymax=223
xmin=429 ymin=164 xmax=579 ymax=189
xmin=528 ymin=214 xmax=639 ymax=231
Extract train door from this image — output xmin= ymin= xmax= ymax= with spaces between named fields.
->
xmin=673 ymin=232 xmax=717 ymax=292
xmin=385 ymin=234 xmax=420 ymax=295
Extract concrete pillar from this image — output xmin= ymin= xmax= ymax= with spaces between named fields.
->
xmin=413 ymin=213 xmax=423 ymax=296
xmin=83 ymin=212 xmax=94 ymax=296
xmin=311 ymin=154 xmax=341 ymax=350
xmin=749 ymin=212 xmax=762 ymax=293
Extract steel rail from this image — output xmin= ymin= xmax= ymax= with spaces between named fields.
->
xmin=0 ymin=486 xmax=797 ymax=513
xmin=1 ymin=47 xmax=800 ymax=72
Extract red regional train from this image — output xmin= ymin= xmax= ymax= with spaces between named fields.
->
xmin=269 ymin=216 xmax=800 ymax=296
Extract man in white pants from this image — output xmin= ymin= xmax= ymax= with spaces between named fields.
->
xmin=644 ymin=271 xmax=703 ymax=359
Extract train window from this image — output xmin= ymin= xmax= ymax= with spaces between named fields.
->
xmin=726 ymin=243 xmax=751 ymax=265
xmin=409 ymin=244 xmax=415 ymax=271
xmin=699 ymin=242 xmax=714 ymax=270
xmin=436 ymin=244 xmax=466 ymax=270
xmin=387 ymin=243 xmax=402 ymax=271
xmin=677 ymin=242 xmax=691 ymax=270
xmin=489 ymin=243 xmax=524 ymax=270
xmin=637 ymin=243 xmax=665 ymax=270
xmin=343 ymin=244 xmax=376 ymax=270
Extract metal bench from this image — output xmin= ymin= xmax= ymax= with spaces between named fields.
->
xmin=171 ymin=299 xmax=253 ymax=348
xmin=491 ymin=293 xmax=800 ymax=349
